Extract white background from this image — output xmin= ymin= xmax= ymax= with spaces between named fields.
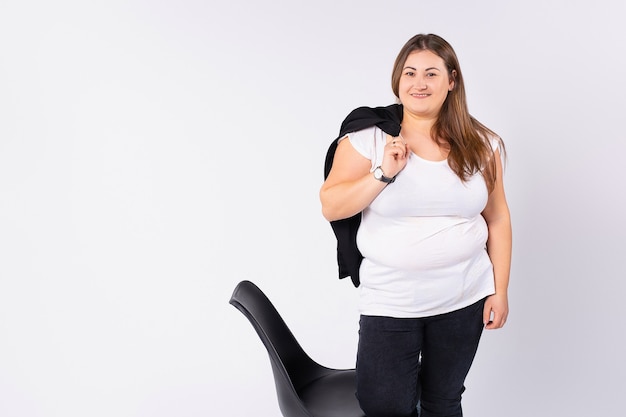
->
xmin=1 ymin=1 xmax=625 ymax=416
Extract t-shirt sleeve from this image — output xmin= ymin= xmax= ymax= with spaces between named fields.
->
xmin=489 ymin=135 xmax=501 ymax=153
xmin=340 ymin=126 xmax=384 ymax=170
xmin=489 ymin=135 xmax=506 ymax=165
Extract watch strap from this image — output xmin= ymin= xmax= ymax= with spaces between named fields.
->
xmin=374 ymin=166 xmax=395 ymax=184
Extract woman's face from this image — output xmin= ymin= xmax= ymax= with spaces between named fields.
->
xmin=398 ymin=50 xmax=455 ymax=119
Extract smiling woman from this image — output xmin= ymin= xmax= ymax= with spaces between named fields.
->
xmin=2 ymin=1 xmax=626 ymax=417
xmin=320 ymin=33 xmax=512 ymax=417
xmin=397 ymin=50 xmax=454 ymax=124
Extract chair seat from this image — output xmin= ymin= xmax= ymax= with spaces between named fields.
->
xmin=299 ymin=370 xmax=365 ymax=417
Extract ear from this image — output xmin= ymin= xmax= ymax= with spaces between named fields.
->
xmin=449 ymin=69 xmax=457 ymax=91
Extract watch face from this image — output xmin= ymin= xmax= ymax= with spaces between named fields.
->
xmin=374 ymin=167 xmax=383 ymax=180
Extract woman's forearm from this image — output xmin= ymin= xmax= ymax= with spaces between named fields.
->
xmin=320 ymin=172 xmax=387 ymax=221
xmin=486 ymin=214 xmax=512 ymax=294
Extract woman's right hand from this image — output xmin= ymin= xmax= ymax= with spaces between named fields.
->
xmin=320 ymin=135 xmax=409 ymax=222
xmin=381 ymin=136 xmax=409 ymax=178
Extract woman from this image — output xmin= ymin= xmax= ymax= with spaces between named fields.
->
xmin=320 ymin=34 xmax=512 ymax=417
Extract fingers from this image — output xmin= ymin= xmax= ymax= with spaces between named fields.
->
xmin=381 ymin=136 xmax=408 ymax=179
xmin=387 ymin=138 xmax=408 ymax=160
xmin=483 ymin=297 xmax=508 ymax=330
xmin=483 ymin=303 xmax=493 ymax=327
xmin=485 ymin=312 xmax=507 ymax=329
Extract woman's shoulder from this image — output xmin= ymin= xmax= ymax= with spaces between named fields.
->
xmin=342 ymin=126 xmax=384 ymax=143
xmin=341 ymin=126 xmax=386 ymax=160
xmin=470 ymin=116 xmax=502 ymax=152
xmin=486 ymin=133 xmax=501 ymax=151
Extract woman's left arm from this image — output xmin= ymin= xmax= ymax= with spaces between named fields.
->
xmin=481 ymin=149 xmax=512 ymax=330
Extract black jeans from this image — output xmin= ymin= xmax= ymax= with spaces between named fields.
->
xmin=355 ymin=298 xmax=486 ymax=417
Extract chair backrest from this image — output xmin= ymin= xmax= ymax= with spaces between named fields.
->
xmin=229 ymin=280 xmax=332 ymax=417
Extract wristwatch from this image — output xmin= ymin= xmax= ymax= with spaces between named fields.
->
xmin=373 ymin=166 xmax=395 ymax=184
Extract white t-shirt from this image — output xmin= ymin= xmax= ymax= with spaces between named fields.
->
xmin=344 ymin=126 xmax=496 ymax=318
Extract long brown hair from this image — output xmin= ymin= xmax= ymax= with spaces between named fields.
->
xmin=391 ymin=33 xmax=504 ymax=192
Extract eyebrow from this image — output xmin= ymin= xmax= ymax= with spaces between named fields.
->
xmin=403 ymin=66 xmax=441 ymax=72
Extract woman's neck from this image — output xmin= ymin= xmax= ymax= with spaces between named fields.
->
xmin=401 ymin=110 xmax=437 ymax=137
xmin=400 ymin=109 xmax=449 ymax=160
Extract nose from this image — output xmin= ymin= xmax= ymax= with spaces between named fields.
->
xmin=415 ymin=75 xmax=427 ymax=90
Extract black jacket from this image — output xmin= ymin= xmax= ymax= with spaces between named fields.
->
xmin=324 ymin=104 xmax=403 ymax=287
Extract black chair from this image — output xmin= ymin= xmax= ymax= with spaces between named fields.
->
xmin=229 ymin=280 xmax=365 ymax=417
